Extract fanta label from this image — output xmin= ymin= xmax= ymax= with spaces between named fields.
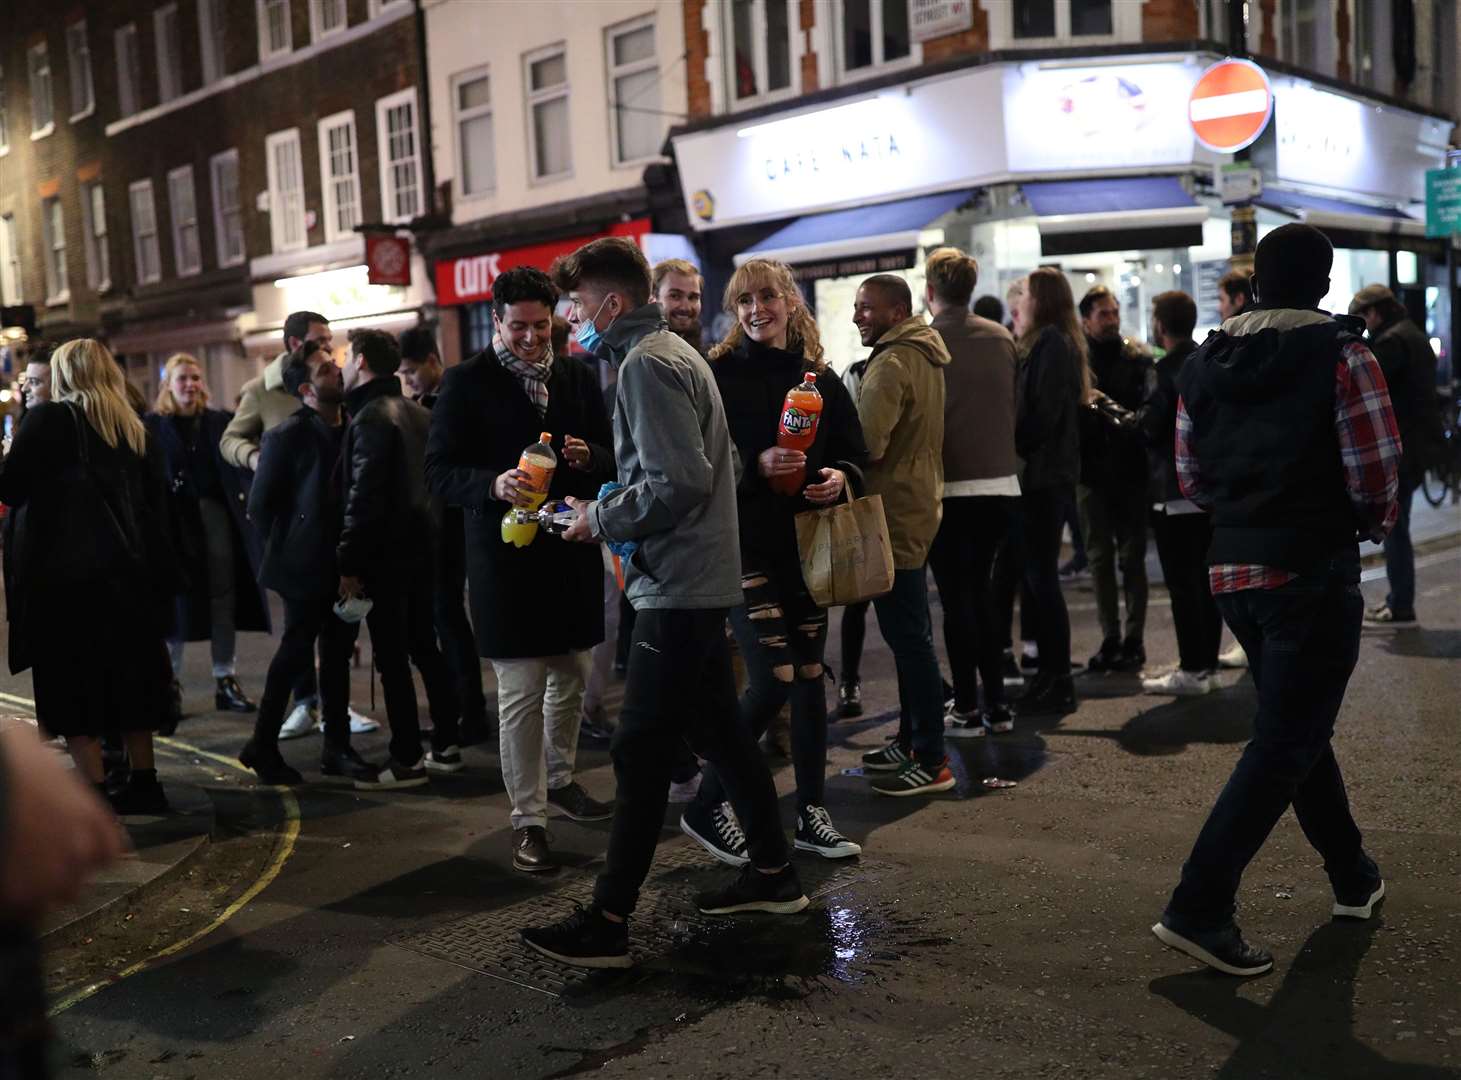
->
xmin=781 ymin=407 xmax=815 ymax=435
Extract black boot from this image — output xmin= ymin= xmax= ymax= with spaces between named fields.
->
xmin=1015 ymin=675 xmax=1077 ymax=718
xmin=239 ymin=740 xmax=303 ymax=785
xmin=109 ymin=768 xmax=169 ymax=815
xmin=216 ymin=676 xmax=257 ymax=713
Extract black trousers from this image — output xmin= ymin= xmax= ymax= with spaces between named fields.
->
xmin=1150 ymin=510 xmax=1222 ymax=674
xmin=1021 ymin=486 xmax=1073 ymax=678
xmin=434 ymin=522 xmax=487 ymax=723
xmin=840 ymin=600 xmax=869 ymax=684
xmin=993 ymin=501 xmax=1038 ymax=650
xmin=254 ymin=591 xmax=357 ymax=750
xmin=929 ymin=495 xmax=1014 ymax=711
xmin=594 ymin=609 xmax=789 ymax=917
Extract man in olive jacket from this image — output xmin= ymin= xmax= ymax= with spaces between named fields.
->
xmin=851 ymin=274 xmax=954 ymax=798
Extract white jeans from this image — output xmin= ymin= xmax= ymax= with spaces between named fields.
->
xmin=492 ymin=651 xmax=590 ymax=829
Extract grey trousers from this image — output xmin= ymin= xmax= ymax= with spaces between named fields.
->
xmin=167 ymin=497 xmax=237 ymax=679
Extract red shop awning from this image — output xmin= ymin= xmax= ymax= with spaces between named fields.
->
xmin=434 ymin=218 xmax=652 ymax=306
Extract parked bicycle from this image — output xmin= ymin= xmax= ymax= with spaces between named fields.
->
xmin=1420 ymin=380 xmax=1459 ymax=508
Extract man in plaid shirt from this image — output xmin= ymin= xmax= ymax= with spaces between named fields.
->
xmin=1152 ymin=224 xmax=1400 ymax=977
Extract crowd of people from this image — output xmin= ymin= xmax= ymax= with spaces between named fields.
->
xmin=0 ymin=221 xmax=1437 ymax=982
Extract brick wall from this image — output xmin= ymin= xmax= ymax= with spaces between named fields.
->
xmin=920 ymin=5 xmax=991 ymax=63
xmin=685 ymin=0 xmax=711 ymax=118
xmin=1141 ymin=0 xmax=1199 ymax=42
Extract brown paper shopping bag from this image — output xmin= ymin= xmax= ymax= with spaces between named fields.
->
xmin=794 ymin=492 xmax=895 ymax=607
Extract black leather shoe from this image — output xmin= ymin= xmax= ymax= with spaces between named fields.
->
xmin=1152 ymin=919 xmax=1274 ymax=976
xmin=837 ymin=680 xmax=863 ymax=719
xmin=1114 ymin=640 xmax=1147 ymax=673
xmin=512 ymin=825 xmax=556 ymax=873
xmin=216 ymin=676 xmax=257 ymax=713
xmin=320 ymin=741 xmax=375 ymax=781
xmin=239 ymin=740 xmax=304 ymax=785
xmin=1086 ymin=639 xmax=1124 ymax=673
xmin=1015 ymin=675 xmax=1077 ymax=718
xmin=161 ymin=679 xmax=183 ymax=736
xmin=109 ymin=772 xmax=169 ymax=815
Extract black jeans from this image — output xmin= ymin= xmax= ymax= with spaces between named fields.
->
xmin=1383 ymin=468 xmax=1418 ymax=616
xmin=840 ymin=600 xmax=869 ymax=684
xmin=1078 ymin=481 xmax=1149 ymax=648
xmin=1021 ymin=486 xmax=1073 ymax=678
xmin=699 ymin=558 xmax=829 ymax=811
xmin=1164 ymin=555 xmax=1376 ymax=931
xmin=434 ymin=523 xmax=487 ymax=723
xmin=929 ymin=496 xmax=1014 ymax=712
xmin=594 ymin=609 xmax=789 ymax=917
xmin=994 ymin=502 xmax=1038 ymax=651
xmin=872 ymin=568 xmax=946 ymax=764
xmin=1150 ymin=510 xmax=1222 ymax=673
xmin=254 ymin=591 xmax=357 ymax=750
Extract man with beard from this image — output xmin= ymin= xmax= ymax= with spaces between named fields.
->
xmin=651 ymin=259 xmax=704 ymax=356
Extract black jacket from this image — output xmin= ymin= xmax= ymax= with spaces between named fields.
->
xmin=1081 ymin=335 xmax=1155 ymax=490
xmin=1137 ymin=338 xmax=1195 ymax=505
xmin=1369 ymin=313 xmax=1441 ymax=474
xmin=338 ymin=377 xmax=434 ymax=582
xmin=711 ymin=339 xmax=867 ymax=566
xmin=248 ymin=406 xmax=346 ymax=598
xmin=1015 ymin=327 xmax=1083 ymax=492
xmin=146 ymin=408 xmax=270 ymax=639
xmin=426 ymin=350 xmax=614 ymax=658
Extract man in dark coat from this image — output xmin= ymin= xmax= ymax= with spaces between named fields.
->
xmin=426 ymin=267 xmax=615 ymax=873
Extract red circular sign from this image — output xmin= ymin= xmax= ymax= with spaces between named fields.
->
xmin=1188 ymin=59 xmax=1273 ymax=153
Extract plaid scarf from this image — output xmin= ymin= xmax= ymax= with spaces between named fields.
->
xmin=494 ymin=336 xmax=554 ymax=418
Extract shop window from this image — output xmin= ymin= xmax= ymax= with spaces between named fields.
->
xmin=129 ymin=181 xmax=161 ymax=284
xmin=607 ymin=17 xmax=662 ymax=166
xmin=454 ymin=68 xmax=496 ymax=197
xmin=210 ymin=149 xmax=245 ymax=267
xmin=311 ymin=0 xmax=347 ymax=41
xmin=116 ymin=25 xmax=141 ymax=118
xmin=318 ymin=111 xmax=361 ymax=241
xmin=376 ymin=89 xmax=423 ymax=221
xmin=66 ymin=20 xmax=95 ymax=120
xmin=258 ymin=0 xmax=292 ymax=61
xmin=1279 ymin=0 xmax=1321 ymax=68
xmin=41 ymin=196 xmax=68 ymax=303
xmin=0 ymin=214 xmax=21 ymax=305
xmin=199 ymin=0 xmax=228 ymax=84
xmin=28 ymin=42 xmax=54 ymax=137
xmin=839 ymin=0 xmax=913 ymax=76
xmin=266 ymin=128 xmax=307 ymax=252
xmin=525 ymin=46 xmax=571 ymax=181
xmin=155 ymin=5 xmax=182 ymax=103
xmin=989 ymin=0 xmax=1127 ymax=45
xmin=168 ymin=165 xmax=201 ymax=276
xmin=464 ymin=302 xmax=494 ymax=356
xmin=728 ymin=0 xmax=795 ymax=105
xmin=81 ymin=182 xmax=109 ymax=291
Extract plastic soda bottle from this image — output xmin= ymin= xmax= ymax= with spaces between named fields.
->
xmin=500 ymin=432 xmax=557 ymax=547
xmin=770 ymin=372 xmax=822 ymax=496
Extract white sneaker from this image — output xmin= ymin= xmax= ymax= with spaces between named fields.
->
xmin=317 ymin=707 xmax=381 ymax=735
xmin=1141 ymin=669 xmax=1212 ymax=697
xmin=668 ymin=772 xmax=702 ymax=803
xmin=1217 ymin=642 xmax=1248 ymax=670
xmin=279 ymin=702 xmax=319 ymax=740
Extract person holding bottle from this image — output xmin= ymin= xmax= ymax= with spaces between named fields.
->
xmin=673 ymin=259 xmax=868 ymax=865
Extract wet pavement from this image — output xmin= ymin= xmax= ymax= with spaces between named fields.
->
xmin=10 ymin=537 xmax=1460 ymax=1079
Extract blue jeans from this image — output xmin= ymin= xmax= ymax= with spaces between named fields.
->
xmin=1164 ymin=553 xmax=1378 ymax=931
xmin=1384 ymin=471 xmax=1418 ymax=616
xmin=872 ymin=567 xmax=946 ymax=765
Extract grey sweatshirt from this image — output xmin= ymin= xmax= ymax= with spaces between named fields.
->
xmin=587 ymin=304 xmax=742 ymax=611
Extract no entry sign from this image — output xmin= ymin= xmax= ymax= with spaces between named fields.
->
xmin=1188 ymin=59 xmax=1273 ymax=153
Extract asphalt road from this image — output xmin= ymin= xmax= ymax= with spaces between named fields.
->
xmin=17 ymin=543 xmax=1461 ymax=1080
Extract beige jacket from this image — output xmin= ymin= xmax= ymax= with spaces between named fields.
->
xmin=220 ymin=352 xmax=301 ymax=470
xmin=856 ymin=315 xmax=951 ymax=570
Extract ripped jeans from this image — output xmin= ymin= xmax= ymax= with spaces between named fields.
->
xmin=696 ymin=556 xmax=830 ymax=812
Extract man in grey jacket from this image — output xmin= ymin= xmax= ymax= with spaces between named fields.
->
xmin=520 ymin=238 xmax=807 ymax=970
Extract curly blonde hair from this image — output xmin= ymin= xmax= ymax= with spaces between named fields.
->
xmin=708 ymin=259 xmax=825 ymax=371
xmin=154 ymin=352 xmax=211 ymax=415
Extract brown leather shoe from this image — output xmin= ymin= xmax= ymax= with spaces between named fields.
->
xmin=512 ymin=826 xmax=556 ymax=873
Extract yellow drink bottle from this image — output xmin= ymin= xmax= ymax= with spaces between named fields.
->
xmin=501 ymin=432 xmax=556 ymax=547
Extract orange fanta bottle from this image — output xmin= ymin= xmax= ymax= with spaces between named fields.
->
xmin=500 ymin=432 xmax=557 ymax=547
xmin=770 ymin=373 xmax=822 ymax=496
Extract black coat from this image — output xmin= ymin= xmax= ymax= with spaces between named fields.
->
xmin=1015 ymin=327 xmax=1083 ymax=492
xmin=426 ymin=351 xmax=614 ymax=659
xmin=1369 ymin=313 xmax=1442 ymax=477
xmin=1137 ymin=338 xmax=1195 ymax=504
xmin=710 ymin=339 xmax=867 ymax=565
xmin=0 ymin=402 xmax=177 ymax=675
xmin=1081 ymin=335 xmax=1156 ymax=490
xmin=146 ymin=408 xmax=270 ymax=640
xmin=248 ymin=406 xmax=346 ymax=599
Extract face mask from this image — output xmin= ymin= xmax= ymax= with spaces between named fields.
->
xmin=574 ymin=295 xmax=615 ymax=357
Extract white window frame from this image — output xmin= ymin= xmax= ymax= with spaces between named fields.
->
xmin=317 ymin=110 xmax=360 ymax=242
xmin=155 ymin=4 xmax=183 ymax=103
xmin=1275 ymin=0 xmax=1337 ymax=75
xmin=310 ymin=0 xmax=348 ymax=41
xmin=81 ymin=181 xmax=110 ymax=292
xmin=40 ymin=196 xmax=69 ymax=304
xmin=831 ymin=0 xmax=922 ymax=84
xmin=209 ymin=148 xmax=245 ymax=267
xmin=28 ymin=43 xmax=55 ymax=139
xmin=722 ymin=0 xmax=802 ymax=111
xmin=167 ymin=164 xmax=202 ymax=276
xmin=0 ymin=64 xmax=9 ymax=154
xmin=367 ymin=0 xmax=410 ymax=15
xmin=258 ymin=0 xmax=293 ymax=62
xmin=523 ymin=43 xmax=572 ymax=183
xmin=606 ymin=15 xmax=662 ymax=168
xmin=980 ymin=0 xmax=1139 ymax=48
xmin=0 ymin=214 xmax=21 ymax=305
xmin=265 ymin=127 xmax=307 ymax=253
xmin=452 ymin=65 xmax=496 ymax=199
xmin=375 ymin=88 xmax=424 ymax=223
xmin=129 ymin=179 xmax=162 ymax=284
xmin=198 ymin=0 xmax=228 ymax=84
xmin=115 ymin=24 xmax=141 ymax=118
xmin=66 ymin=20 xmax=95 ymax=121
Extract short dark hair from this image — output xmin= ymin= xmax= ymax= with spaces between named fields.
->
xmin=26 ymin=340 xmax=55 ymax=366
xmin=492 ymin=266 xmax=559 ymax=319
xmin=1079 ymin=285 xmax=1116 ymax=319
xmin=1151 ymin=290 xmax=1197 ymax=341
xmin=1218 ymin=270 xmax=1253 ymax=309
xmin=282 ymin=339 xmax=325 ymax=398
xmin=860 ymin=274 xmax=912 ymax=315
xmin=349 ymin=328 xmax=400 ymax=377
xmin=283 ymin=310 xmax=327 ymax=348
xmin=1253 ymin=223 xmax=1332 ymax=309
xmin=551 ymin=237 xmax=652 ymax=308
xmin=972 ymin=295 xmax=1005 ymax=323
xmin=397 ymin=326 xmax=440 ymax=363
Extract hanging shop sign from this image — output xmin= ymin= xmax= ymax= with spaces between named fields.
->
xmin=366 ymin=234 xmax=412 ymax=286
xmin=1187 ymin=59 xmax=1273 ymax=154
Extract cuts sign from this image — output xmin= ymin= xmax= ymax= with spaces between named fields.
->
xmin=1188 ymin=59 xmax=1273 ymax=154
xmin=434 ymin=219 xmax=651 ymax=306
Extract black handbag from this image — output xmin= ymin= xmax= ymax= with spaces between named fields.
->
xmin=43 ymin=404 xmax=144 ymax=583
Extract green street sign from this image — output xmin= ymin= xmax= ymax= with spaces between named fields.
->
xmin=1426 ymin=168 xmax=1461 ymax=238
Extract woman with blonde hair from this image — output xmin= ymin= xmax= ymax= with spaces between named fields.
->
xmin=678 ymin=259 xmax=869 ymax=863
xmin=0 ymin=339 xmax=178 ymax=813
xmin=147 ymin=353 xmax=269 ymax=721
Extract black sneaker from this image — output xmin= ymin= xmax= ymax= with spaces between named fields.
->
xmin=680 ymin=800 xmax=749 ymax=867
xmin=215 ymin=676 xmax=256 ymax=713
xmin=870 ymin=757 xmax=956 ymax=797
xmin=239 ymin=740 xmax=304 ymax=785
xmin=1332 ymin=878 xmax=1385 ymax=919
xmin=547 ymin=781 xmax=613 ymax=821
xmin=579 ymin=704 xmax=615 ymax=741
xmin=520 ymin=903 xmax=631 ymax=969
xmin=860 ymin=741 xmax=911 ymax=772
xmin=1015 ymin=676 xmax=1076 ymax=718
xmin=984 ymin=705 xmax=1015 ymax=734
xmin=320 ymin=741 xmax=375 ymax=781
xmin=1020 ymin=650 xmax=1041 ymax=672
xmin=354 ymin=757 xmax=428 ymax=790
xmin=1086 ymin=639 xmax=1124 ymax=674
xmin=1114 ymin=640 xmax=1146 ymax=674
xmin=837 ymin=680 xmax=863 ymax=719
xmin=424 ymin=746 xmax=465 ymax=774
xmin=1001 ymin=651 xmax=1025 ymax=688
xmin=795 ymin=805 xmax=862 ymax=859
xmin=696 ymin=863 xmax=810 ymax=915
xmin=941 ymin=679 xmax=955 ymax=709
xmin=1151 ymin=919 xmax=1273 ymax=977
xmin=944 ymin=704 xmax=986 ymax=739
